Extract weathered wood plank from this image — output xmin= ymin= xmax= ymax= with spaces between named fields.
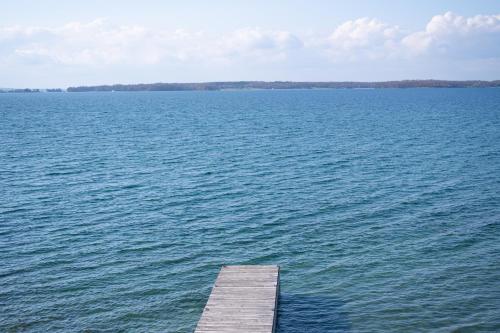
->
xmin=195 ymin=265 xmax=280 ymax=333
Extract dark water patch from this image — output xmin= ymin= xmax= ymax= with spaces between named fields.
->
xmin=278 ymin=294 xmax=351 ymax=332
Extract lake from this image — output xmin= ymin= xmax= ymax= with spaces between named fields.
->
xmin=1 ymin=89 xmax=499 ymax=332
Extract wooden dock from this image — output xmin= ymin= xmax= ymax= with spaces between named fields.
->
xmin=195 ymin=265 xmax=280 ymax=333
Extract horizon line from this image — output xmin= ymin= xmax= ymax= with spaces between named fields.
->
xmin=2 ymin=79 xmax=500 ymax=91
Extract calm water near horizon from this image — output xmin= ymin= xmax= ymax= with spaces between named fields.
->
xmin=1 ymin=89 xmax=499 ymax=332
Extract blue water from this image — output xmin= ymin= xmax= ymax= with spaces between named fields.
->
xmin=1 ymin=89 xmax=499 ymax=332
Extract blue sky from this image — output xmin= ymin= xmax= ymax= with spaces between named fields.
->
xmin=1 ymin=1 xmax=500 ymax=87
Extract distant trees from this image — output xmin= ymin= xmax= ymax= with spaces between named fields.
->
xmin=0 ymin=88 xmax=40 ymax=93
xmin=3 ymin=81 xmax=500 ymax=93
xmin=67 ymin=80 xmax=500 ymax=92
xmin=0 ymin=88 xmax=63 ymax=93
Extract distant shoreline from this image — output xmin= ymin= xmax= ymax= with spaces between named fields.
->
xmin=66 ymin=80 xmax=500 ymax=92
xmin=2 ymin=80 xmax=500 ymax=93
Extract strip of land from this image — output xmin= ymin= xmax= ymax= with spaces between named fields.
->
xmin=66 ymin=80 xmax=500 ymax=92
xmin=2 ymin=80 xmax=500 ymax=93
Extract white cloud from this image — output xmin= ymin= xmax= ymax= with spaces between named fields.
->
xmin=0 ymin=12 xmax=499 ymax=86
xmin=324 ymin=17 xmax=401 ymax=61
xmin=0 ymin=20 xmax=303 ymax=67
xmin=0 ymin=19 xmax=207 ymax=66
xmin=320 ymin=12 xmax=500 ymax=61
xmin=402 ymin=12 xmax=500 ymax=56
xmin=212 ymin=28 xmax=303 ymax=63
xmin=223 ymin=28 xmax=302 ymax=51
xmin=1 ymin=13 xmax=499 ymax=67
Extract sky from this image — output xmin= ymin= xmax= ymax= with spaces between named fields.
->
xmin=1 ymin=0 xmax=500 ymax=88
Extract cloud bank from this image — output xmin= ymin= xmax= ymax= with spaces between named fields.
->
xmin=0 ymin=21 xmax=304 ymax=66
xmin=1 ymin=12 xmax=499 ymax=86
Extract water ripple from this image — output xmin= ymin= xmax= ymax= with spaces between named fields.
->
xmin=1 ymin=89 xmax=499 ymax=332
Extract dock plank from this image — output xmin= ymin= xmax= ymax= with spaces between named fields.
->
xmin=195 ymin=265 xmax=280 ymax=333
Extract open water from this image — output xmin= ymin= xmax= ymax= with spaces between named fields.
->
xmin=1 ymin=89 xmax=499 ymax=332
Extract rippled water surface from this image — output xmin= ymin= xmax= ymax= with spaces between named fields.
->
xmin=1 ymin=89 xmax=500 ymax=332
